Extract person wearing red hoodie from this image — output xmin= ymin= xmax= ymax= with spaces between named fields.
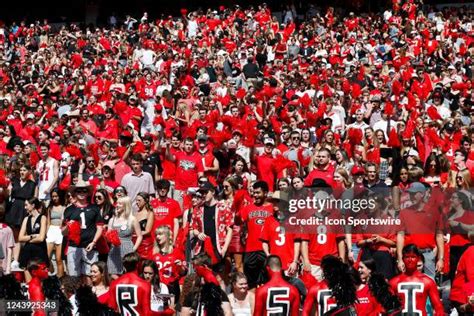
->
xmin=254 ymin=255 xmax=300 ymax=316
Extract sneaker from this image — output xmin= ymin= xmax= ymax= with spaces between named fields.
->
xmin=10 ymin=260 xmax=20 ymax=271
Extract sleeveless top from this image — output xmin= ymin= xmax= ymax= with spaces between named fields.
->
xmin=232 ymin=306 xmax=252 ymax=316
xmin=230 ymin=296 xmax=252 ymax=316
xmin=139 ymin=218 xmax=147 ymax=231
xmin=37 ymin=158 xmax=56 ymax=199
xmin=27 ymin=215 xmax=43 ymax=236
xmin=50 ymin=207 xmax=63 ymax=226
xmin=111 ymin=217 xmax=133 ymax=239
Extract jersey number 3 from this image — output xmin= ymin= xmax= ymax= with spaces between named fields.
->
xmin=117 ymin=285 xmax=139 ymax=316
xmin=267 ymin=287 xmax=290 ymax=316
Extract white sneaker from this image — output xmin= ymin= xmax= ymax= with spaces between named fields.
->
xmin=10 ymin=260 xmax=20 ymax=271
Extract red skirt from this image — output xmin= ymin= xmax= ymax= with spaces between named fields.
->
xmin=228 ymin=225 xmax=244 ymax=254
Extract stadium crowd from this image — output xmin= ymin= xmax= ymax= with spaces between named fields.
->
xmin=0 ymin=0 xmax=473 ymax=315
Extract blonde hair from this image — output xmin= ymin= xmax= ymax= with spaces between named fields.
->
xmin=335 ymin=167 xmax=353 ymax=188
xmin=154 ymin=225 xmax=173 ymax=254
xmin=456 ymin=169 xmax=472 ymax=189
xmin=116 ymin=196 xmax=134 ymax=227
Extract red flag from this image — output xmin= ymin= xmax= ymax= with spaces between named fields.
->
xmin=387 ymin=128 xmax=401 ymax=148
xmin=384 ymin=101 xmax=394 ymax=116
xmin=427 ymin=106 xmax=442 ymax=121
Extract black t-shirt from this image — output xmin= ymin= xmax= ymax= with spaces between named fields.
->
xmin=64 ymin=203 xmax=103 ymax=247
xmin=143 ymin=151 xmax=163 ymax=180
xmin=203 ymin=204 xmax=217 ymax=248
xmin=243 ymin=62 xmax=259 ymax=79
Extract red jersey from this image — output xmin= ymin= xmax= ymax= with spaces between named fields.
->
xmin=240 ymin=203 xmax=273 ymax=252
xmin=450 ymin=245 xmax=474 ymax=304
xmin=302 ymin=280 xmax=336 ymax=316
xmin=389 ymin=271 xmax=444 ymax=316
xmin=260 ymin=216 xmax=299 ymax=270
xmin=108 ymin=272 xmax=153 ymax=316
xmin=141 ymin=82 xmax=157 ymax=99
xmin=301 ymin=212 xmax=345 ymax=266
xmin=152 ymin=250 xmax=184 ymax=285
xmin=151 ymin=197 xmax=181 ymax=230
xmin=254 ymin=273 xmax=300 ymax=316
xmin=174 ymin=151 xmax=204 ymax=190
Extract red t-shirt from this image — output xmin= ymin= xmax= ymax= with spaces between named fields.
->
xmin=302 ymin=280 xmax=336 ymax=316
xmin=450 ymin=245 xmax=474 ymax=304
xmin=389 ymin=271 xmax=444 ymax=316
xmin=254 ymin=274 xmax=300 ymax=316
xmin=398 ymin=205 xmax=444 ymax=249
xmin=260 ymin=216 xmax=300 ymax=270
xmin=304 ymin=164 xmax=336 ymax=188
xmin=174 ymin=151 xmax=204 ymax=190
xmin=354 ymin=213 xmax=398 ymax=252
xmin=256 ymin=153 xmax=276 ymax=191
xmin=240 ymin=203 xmax=273 ymax=252
xmin=449 ymin=211 xmax=474 ymax=247
xmin=108 ymin=272 xmax=153 ymax=316
xmin=151 ymin=197 xmax=181 ymax=230
xmin=161 ymin=147 xmax=180 ymax=180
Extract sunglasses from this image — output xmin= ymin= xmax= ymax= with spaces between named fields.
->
xmin=95 ymin=195 xmax=104 ymax=200
xmin=292 ymin=137 xmax=301 ymax=140
xmin=76 ymin=189 xmax=89 ymax=194
xmin=115 ymin=189 xmax=125 ymax=193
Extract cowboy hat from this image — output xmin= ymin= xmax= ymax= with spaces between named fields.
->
xmin=70 ymin=179 xmax=93 ymax=193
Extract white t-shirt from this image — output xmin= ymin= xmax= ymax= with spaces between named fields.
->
xmin=141 ymin=49 xmax=156 ymax=66
xmin=187 ymin=20 xmax=198 ymax=38
xmin=151 ymin=283 xmax=170 ymax=312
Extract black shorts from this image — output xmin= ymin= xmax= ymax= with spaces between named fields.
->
xmin=243 ymin=251 xmax=267 ymax=289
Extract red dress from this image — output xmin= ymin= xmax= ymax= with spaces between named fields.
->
xmin=134 ymin=217 xmax=154 ymax=259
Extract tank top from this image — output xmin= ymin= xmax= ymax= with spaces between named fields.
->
xmin=111 ymin=218 xmax=133 ymax=239
xmin=27 ymin=215 xmax=43 ymax=236
xmin=37 ymin=158 xmax=56 ymax=199
xmin=231 ymin=304 xmax=252 ymax=316
xmin=230 ymin=294 xmax=252 ymax=316
xmin=50 ymin=207 xmax=63 ymax=226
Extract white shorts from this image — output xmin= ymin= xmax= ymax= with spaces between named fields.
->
xmin=46 ymin=225 xmax=63 ymax=245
